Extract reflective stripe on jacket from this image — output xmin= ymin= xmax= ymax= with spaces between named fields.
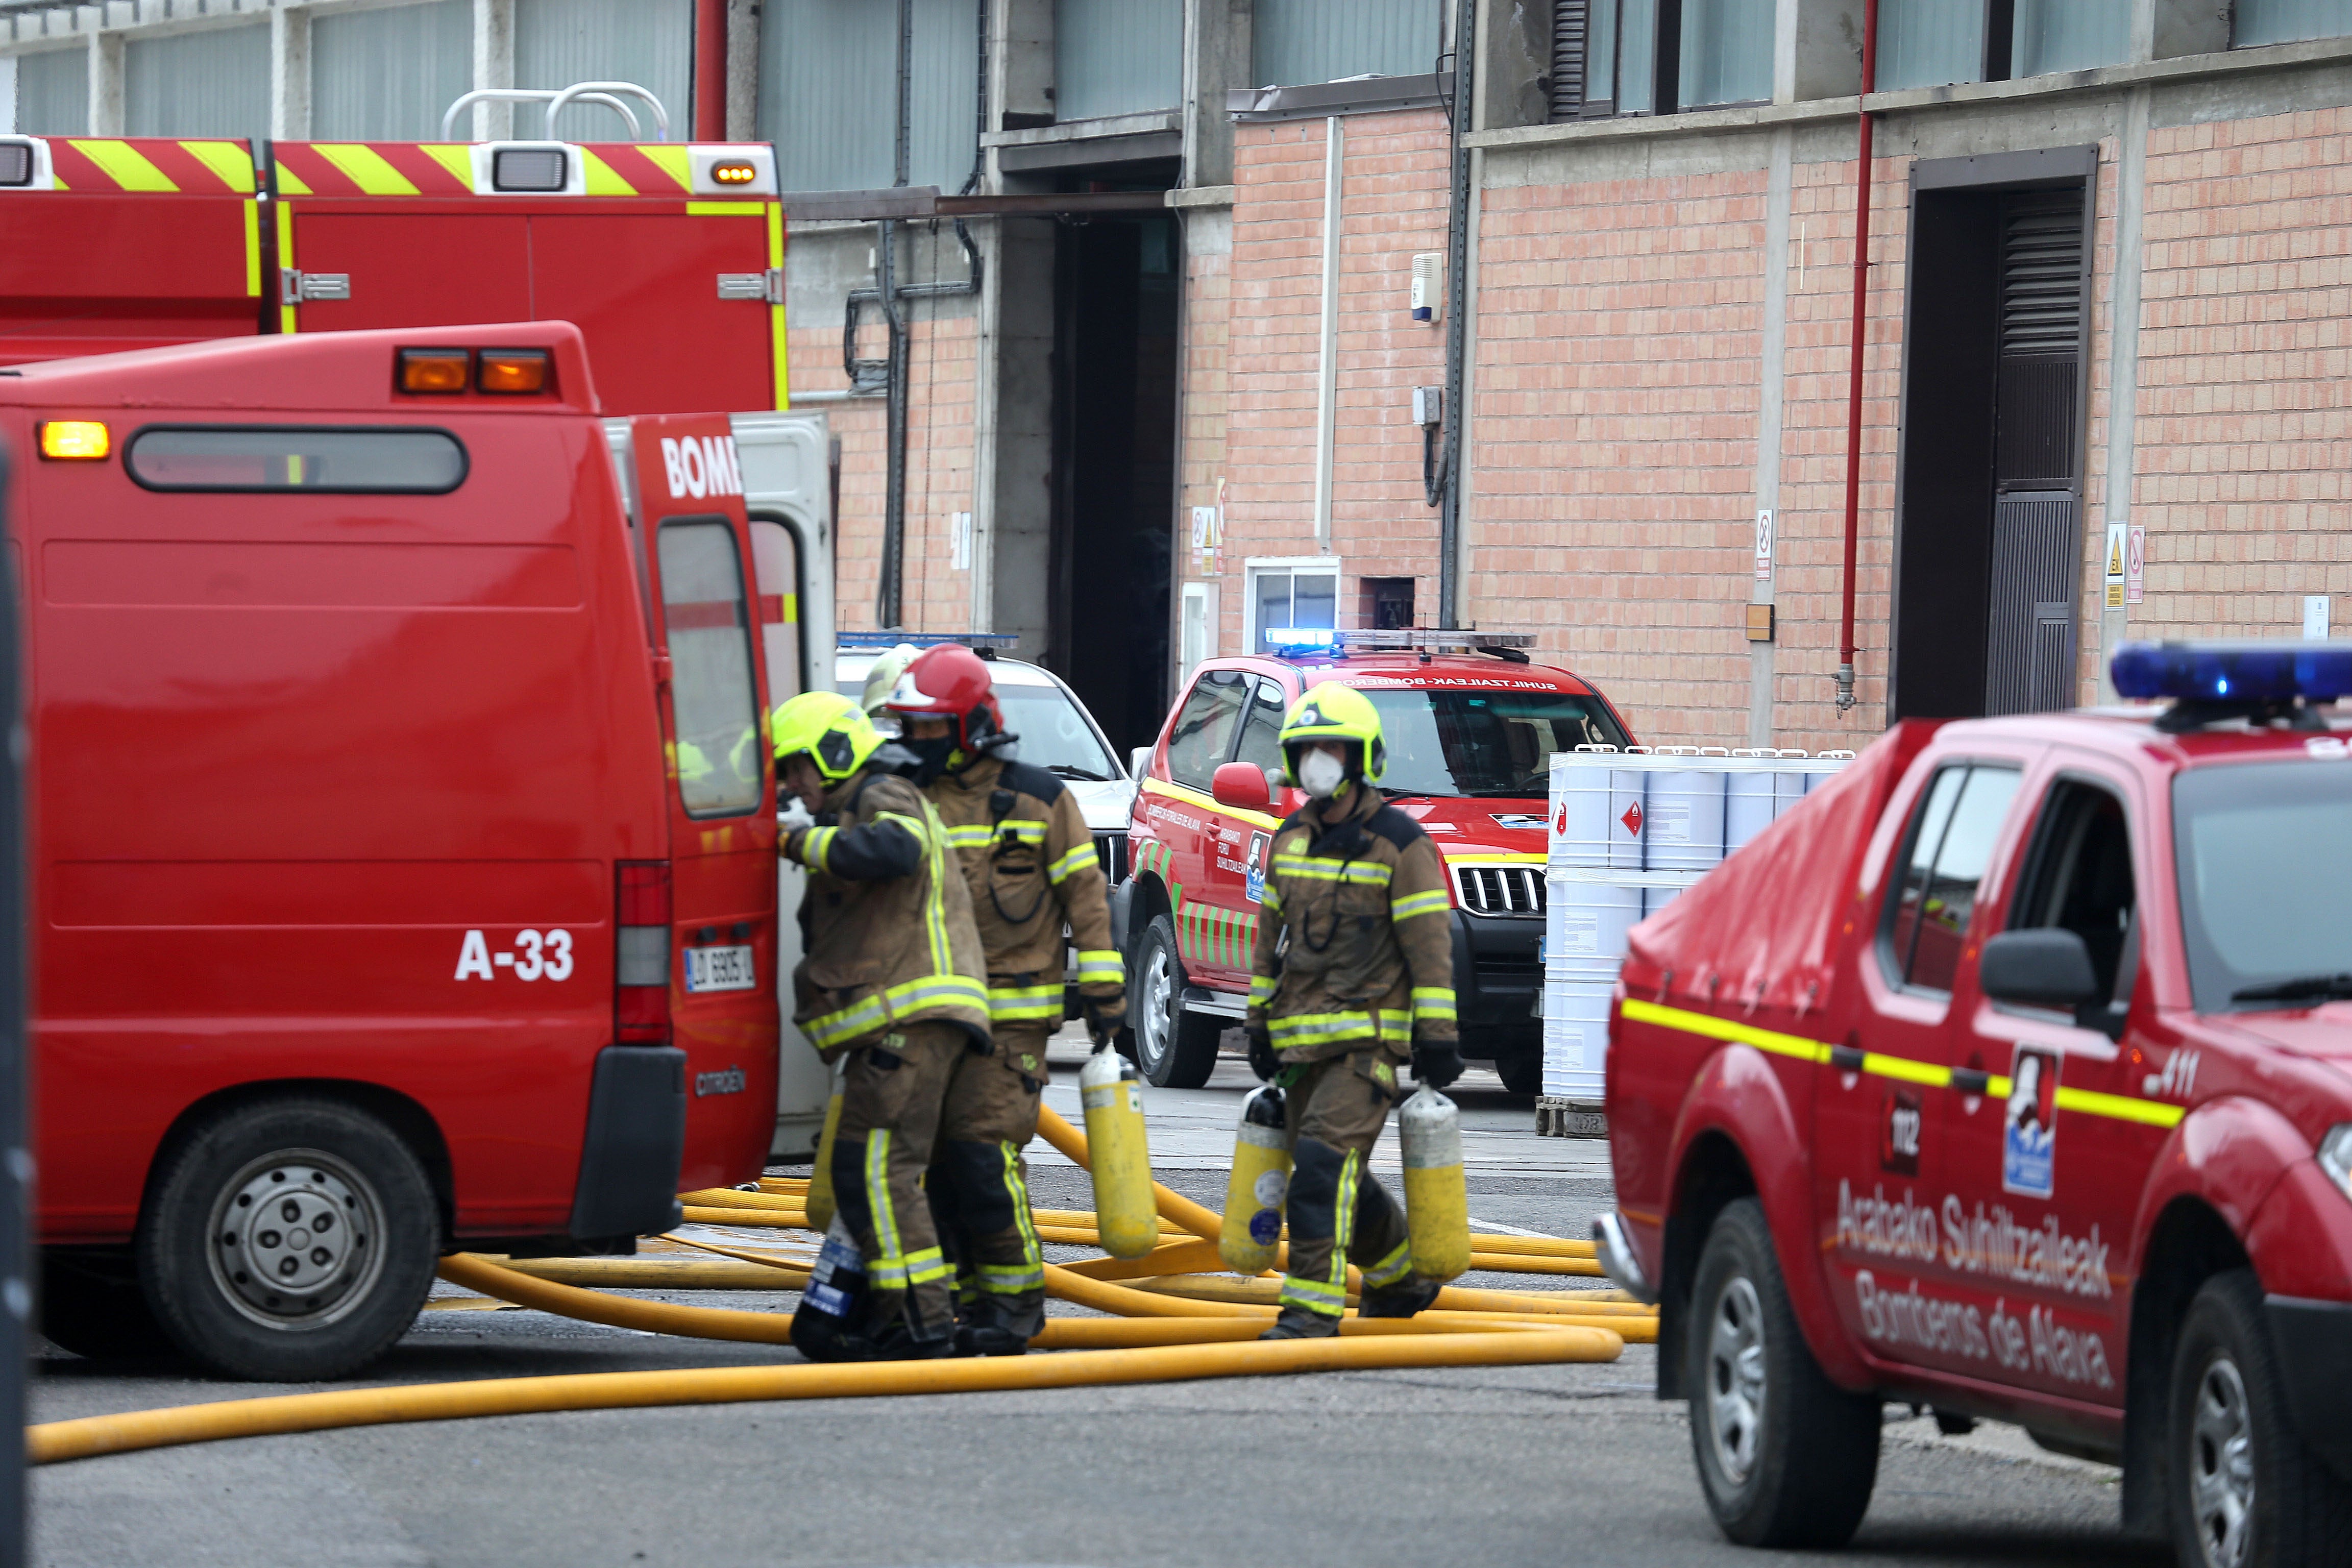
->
xmin=1245 ymin=781 xmax=1457 ymax=1060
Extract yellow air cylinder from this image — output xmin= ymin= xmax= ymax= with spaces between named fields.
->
xmin=1079 ymin=1045 xmax=1158 ymax=1258
xmin=1398 ymin=1084 xmax=1470 ymax=1281
xmin=1218 ymin=1086 xmax=1290 ymax=1276
xmin=803 ymin=1062 xmax=846 ymax=1234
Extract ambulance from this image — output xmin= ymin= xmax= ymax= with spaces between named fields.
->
xmin=1598 ymin=642 xmax=2352 ymax=1566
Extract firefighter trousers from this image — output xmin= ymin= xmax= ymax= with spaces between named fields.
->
xmin=829 ymin=1019 xmax=965 ymax=1341
xmin=926 ymin=1020 xmax=1048 ymax=1337
xmin=1279 ymin=1048 xmax=1415 ymax=1318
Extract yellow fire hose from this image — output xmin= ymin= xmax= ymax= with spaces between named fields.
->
xmin=30 ymin=1102 xmax=1646 ymax=1465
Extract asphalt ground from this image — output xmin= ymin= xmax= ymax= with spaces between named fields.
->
xmin=27 ymin=1027 xmax=2151 ymax=1568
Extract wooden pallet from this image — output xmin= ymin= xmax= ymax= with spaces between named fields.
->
xmin=1535 ymin=1097 xmax=1608 ymax=1139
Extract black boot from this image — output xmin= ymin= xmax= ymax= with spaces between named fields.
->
xmin=953 ymin=1297 xmax=1033 ymax=1357
xmin=1259 ymin=1307 xmax=1341 ymax=1341
xmin=1358 ymin=1277 xmax=1442 ymax=1318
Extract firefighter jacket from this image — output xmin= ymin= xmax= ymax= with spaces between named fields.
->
xmin=926 ymin=753 xmax=1126 ymax=1030
xmin=781 ymin=763 xmax=990 ymax=1058
xmin=1245 ymin=780 xmax=1457 ymax=1061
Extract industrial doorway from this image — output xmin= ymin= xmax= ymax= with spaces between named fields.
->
xmin=1051 ymin=211 xmax=1178 ymax=752
xmin=1891 ymin=148 xmax=2095 ymax=720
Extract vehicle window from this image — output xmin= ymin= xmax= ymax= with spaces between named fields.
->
xmin=657 ymin=519 xmax=763 ymax=817
xmin=749 ymin=520 xmax=803 ymax=709
xmin=1232 ymin=677 xmax=1289 ymax=782
xmin=1164 ymin=670 xmax=1252 ymax=790
xmin=2010 ymin=780 xmax=2138 ymax=1014
xmin=1352 ymin=687 xmax=1629 ymax=796
xmin=2174 ymin=761 xmax=2352 ymax=1012
xmin=127 ymin=426 xmax=465 ymax=493
xmin=1883 ymin=764 xmax=2021 ymax=993
xmin=996 ymin=683 xmax=1117 ymax=780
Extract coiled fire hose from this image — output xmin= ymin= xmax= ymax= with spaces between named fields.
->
xmin=28 ymin=1106 xmax=1649 ymax=1465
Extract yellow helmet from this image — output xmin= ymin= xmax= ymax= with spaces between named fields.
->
xmin=859 ymin=642 xmax=923 ymax=718
xmin=1279 ymin=682 xmax=1386 ymax=784
xmin=771 ymin=690 xmax=883 ymax=784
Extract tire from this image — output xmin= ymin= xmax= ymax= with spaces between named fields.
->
xmin=136 ymin=1097 xmax=439 ymax=1382
xmin=1686 ymin=1197 xmax=1881 ymax=1548
xmin=1130 ymin=913 xmax=1221 ymax=1089
xmin=2168 ymin=1270 xmax=2352 ymax=1568
xmin=1493 ymin=1049 xmax=1541 ymax=1097
xmin=37 ymin=1248 xmax=174 ymax=1360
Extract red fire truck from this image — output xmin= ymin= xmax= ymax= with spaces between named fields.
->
xmin=1597 ymin=644 xmax=2352 ymax=1565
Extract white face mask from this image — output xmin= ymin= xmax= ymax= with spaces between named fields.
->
xmin=1297 ymin=748 xmax=1348 ymax=800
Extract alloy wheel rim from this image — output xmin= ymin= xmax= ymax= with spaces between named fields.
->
xmin=2190 ymin=1355 xmax=2256 ymax=1568
xmin=206 ymin=1147 xmax=388 ymax=1331
xmin=1138 ymin=936 xmax=1176 ymax=1070
xmin=1706 ymin=1274 xmax=1768 ymax=1486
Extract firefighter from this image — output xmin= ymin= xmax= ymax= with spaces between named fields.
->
xmin=772 ymin=689 xmax=992 ymax=1361
xmin=884 ymin=644 xmax=1125 ymax=1356
xmin=1244 ymin=682 xmax=1463 ymax=1340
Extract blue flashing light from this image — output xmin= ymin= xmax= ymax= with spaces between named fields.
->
xmin=837 ymin=632 xmax=1018 ymax=650
xmin=1265 ymin=627 xmax=1336 ymax=652
xmin=2110 ymin=639 xmax=2352 ymax=704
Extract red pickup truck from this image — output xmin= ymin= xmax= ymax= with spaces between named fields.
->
xmin=1597 ymin=642 xmax=2352 ymax=1567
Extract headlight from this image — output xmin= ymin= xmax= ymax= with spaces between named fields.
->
xmin=2321 ymin=1124 xmax=2352 ymax=1204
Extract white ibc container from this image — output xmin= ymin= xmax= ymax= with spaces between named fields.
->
xmin=1725 ymin=754 xmax=1777 ymax=854
xmin=1643 ymin=755 xmax=1726 ymax=873
xmin=1545 ymin=877 xmax=1640 ymax=976
xmin=1775 ymin=757 xmax=1809 ymax=817
xmin=1540 ymin=977 xmax=1613 ymax=1103
xmin=1549 ymin=755 xmax=1644 ymax=870
xmin=1642 ymin=883 xmax=1683 ymax=920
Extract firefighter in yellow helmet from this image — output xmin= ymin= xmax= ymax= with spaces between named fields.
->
xmin=771 ymin=690 xmax=990 ymax=1361
xmin=886 ymin=644 xmax=1125 ymax=1356
xmin=1244 ymin=682 xmax=1461 ymax=1339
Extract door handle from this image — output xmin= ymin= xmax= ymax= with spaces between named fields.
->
xmin=1829 ymin=1044 xmax=1865 ymax=1072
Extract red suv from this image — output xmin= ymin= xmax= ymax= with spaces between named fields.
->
xmin=1596 ymin=642 xmax=2352 ymax=1565
xmin=1111 ymin=631 xmax=1634 ymax=1088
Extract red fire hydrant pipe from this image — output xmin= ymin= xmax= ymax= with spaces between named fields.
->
xmin=694 ymin=0 xmax=728 ymax=142
xmin=1835 ymin=0 xmax=1881 ymax=713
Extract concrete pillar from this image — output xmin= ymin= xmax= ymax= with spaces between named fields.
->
xmin=472 ymin=0 xmax=513 ymax=141
xmin=1473 ymin=0 xmax=1549 ymax=131
xmin=991 ymin=0 xmax=1051 ymax=137
xmin=86 ymin=29 xmax=123 ymax=137
xmin=271 ymin=5 xmax=311 ymax=142
xmin=1748 ymin=127 xmax=1795 ymax=745
xmin=2148 ymin=0 xmax=2229 ymax=61
xmin=2096 ymin=86 xmax=2152 ymax=701
xmin=1181 ymin=0 xmax=1247 ymax=188
xmin=977 ymin=216 xmax=1057 ymax=654
xmin=1782 ymin=0 xmax=1863 ymax=104
xmin=725 ymin=0 xmax=758 ymax=141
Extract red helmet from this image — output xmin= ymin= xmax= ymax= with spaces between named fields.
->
xmin=883 ymin=644 xmax=1006 ymax=752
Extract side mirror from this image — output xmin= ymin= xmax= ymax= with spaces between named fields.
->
xmin=1211 ymin=760 xmax=1272 ymax=812
xmin=1978 ymin=928 xmax=2100 ymax=1009
xmin=1130 ymin=745 xmax=1153 ymax=781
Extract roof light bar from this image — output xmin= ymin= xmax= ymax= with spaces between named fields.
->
xmin=2112 ymin=639 xmax=2352 ymax=731
xmin=837 ymin=632 xmax=1019 ymax=649
xmin=1266 ymin=628 xmax=1540 ymax=659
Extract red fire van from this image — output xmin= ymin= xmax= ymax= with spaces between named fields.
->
xmin=1 ymin=321 xmax=779 ymax=1379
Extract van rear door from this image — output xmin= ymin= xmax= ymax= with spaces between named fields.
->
xmin=626 ymin=413 xmax=780 ymax=1190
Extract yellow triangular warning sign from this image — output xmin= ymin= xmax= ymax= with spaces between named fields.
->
xmin=2109 ymin=536 xmax=2125 ymax=574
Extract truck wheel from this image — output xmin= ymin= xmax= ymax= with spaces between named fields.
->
xmin=2168 ymin=1270 xmax=2352 ymax=1568
xmin=1493 ymin=1049 xmax=1541 ymax=1096
xmin=37 ymin=1248 xmax=173 ymax=1360
xmin=1686 ymin=1196 xmax=1880 ymax=1548
xmin=137 ymin=1098 xmax=438 ymax=1382
xmin=1131 ymin=914 xmax=1220 ymax=1089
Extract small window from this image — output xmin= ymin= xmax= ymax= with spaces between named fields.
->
xmin=2009 ymin=778 xmax=2138 ymax=1018
xmin=1164 ymin=669 xmax=1253 ymax=791
xmin=1883 ymin=763 xmax=2022 ymax=993
xmin=127 ymin=426 xmax=466 ymax=494
xmin=748 ymin=518 xmax=804 ymax=709
xmin=2236 ymin=0 xmax=2352 ymax=47
xmin=658 ymin=519 xmax=763 ymax=818
xmin=1249 ymin=566 xmax=1337 ymax=657
xmin=1232 ymin=676 xmax=1290 ymax=782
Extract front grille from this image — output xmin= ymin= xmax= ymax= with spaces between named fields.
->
xmin=1094 ymin=830 xmax=1129 ymax=885
xmin=1474 ymin=950 xmax=1541 ymax=984
xmin=1452 ymin=864 xmax=1545 ymax=918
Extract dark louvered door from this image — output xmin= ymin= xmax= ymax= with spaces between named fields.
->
xmin=1551 ymin=1 xmax=1588 ymax=119
xmin=1984 ymin=186 xmax=2086 ymax=716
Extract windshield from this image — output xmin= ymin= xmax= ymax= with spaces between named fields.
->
xmin=996 ymin=684 xmax=1118 ymax=779
xmin=1356 ymin=685 xmax=1629 ymax=797
xmin=2174 ymin=758 xmax=2352 ymax=1011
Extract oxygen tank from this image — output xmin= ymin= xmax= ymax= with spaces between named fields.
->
xmin=803 ymin=1060 xmax=847 ymax=1234
xmin=1218 ymin=1087 xmax=1290 ymax=1275
xmin=1398 ymin=1083 xmax=1471 ymax=1281
xmin=789 ymin=1215 xmax=870 ymax=1363
xmin=1079 ymin=1044 xmax=1158 ymax=1258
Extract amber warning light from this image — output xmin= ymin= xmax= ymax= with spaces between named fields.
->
xmin=398 ymin=349 xmax=470 ymax=395
xmin=477 ymin=349 xmax=549 ymax=395
xmin=38 ymin=421 xmax=110 ymax=461
xmin=710 ymin=162 xmax=758 ymax=185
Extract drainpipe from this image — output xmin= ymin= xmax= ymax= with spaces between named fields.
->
xmin=1834 ymin=0 xmax=1880 ymax=714
xmin=692 ymin=0 xmax=726 ymax=141
xmin=1433 ymin=0 xmax=1475 ymax=629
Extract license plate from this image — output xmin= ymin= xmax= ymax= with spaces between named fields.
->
xmin=683 ymin=944 xmax=756 ymax=993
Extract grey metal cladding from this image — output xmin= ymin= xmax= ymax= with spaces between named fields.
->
xmin=1054 ymin=0 xmax=1181 ymax=121
xmin=759 ymin=0 xmax=976 ymax=194
xmin=312 ymin=0 xmax=473 ymax=142
xmin=11 ymin=47 xmax=86 ymax=136
xmin=126 ymin=23 xmax=271 ymax=142
xmin=514 ymin=0 xmax=692 ymax=144
xmin=1252 ymin=0 xmax=1438 ymax=89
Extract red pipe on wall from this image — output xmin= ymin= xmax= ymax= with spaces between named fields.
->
xmin=694 ymin=0 xmax=728 ymax=141
xmin=1835 ymin=0 xmax=1881 ymax=714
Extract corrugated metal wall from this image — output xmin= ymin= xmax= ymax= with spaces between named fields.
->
xmin=1053 ymin=0 xmax=1179 ymax=120
xmin=1878 ymin=0 xmax=1986 ymax=91
xmin=514 ymin=0 xmax=693 ymax=142
xmin=2011 ymin=0 xmax=2129 ymax=75
xmin=1252 ymin=0 xmax=1436 ymax=87
xmin=313 ymin=0 xmax=473 ymax=141
xmin=11 ymin=47 xmax=85 ymax=134
xmin=760 ymin=0 xmax=976 ymax=192
xmin=125 ymin=24 xmax=271 ymax=141
xmin=2234 ymin=0 xmax=2352 ymax=46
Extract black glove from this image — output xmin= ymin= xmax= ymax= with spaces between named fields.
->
xmin=1080 ymin=994 xmax=1121 ymax=1047
xmin=1411 ymin=1041 xmax=1464 ymax=1090
xmin=1246 ymin=1027 xmax=1278 ymax=1083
